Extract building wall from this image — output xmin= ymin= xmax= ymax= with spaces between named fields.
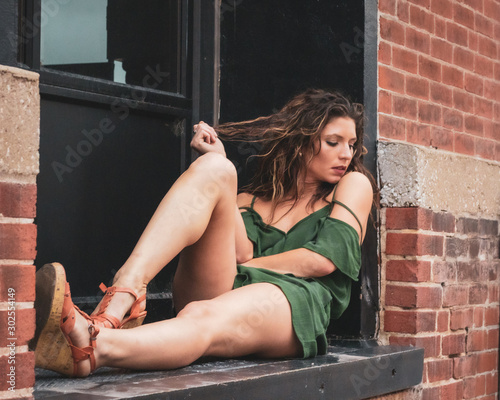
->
xmin=0 ymin=65 xmax=39 ymax=399
xmin=376 ymin=0 xmax=499 ymax=399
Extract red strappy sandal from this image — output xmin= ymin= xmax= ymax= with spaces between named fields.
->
xmin=91 ymin=283 xmax=147 ymax=329
xmin=33 ymin=263 xmax=100 ymax=377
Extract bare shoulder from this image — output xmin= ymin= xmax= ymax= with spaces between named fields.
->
xmin=237 ymin=192 xmax=254 ymax=208
xmin=337 ymin=171 xmax=372 ymax=194
xmin=333 ymin=172 xmax=373 ymax=212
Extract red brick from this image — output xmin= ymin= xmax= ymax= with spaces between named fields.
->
xmin=386 ymin=207 xmax=433 ymax=230
xmin=484 ymin=0 xmax=500 ymax=18
xmin=406 ymin=75 xmax=429 ymax=99
xmin=0 ymin=352 xmax=35 ymax=391
xmin=464 ymin=115 xmax=484 ymax=136
xmin=0 ymin=309 xmax=35 ymax=347
xmin=443 ymin=284 xmax=468 ymax=307
xmin=483 ymin=120 xmax=496 ymax=140
xmin=475 ymin=138 xmax=495 ymax=160
xmin=426 ymin=358 xmax=453 ymax=382
xmin=379 ymin=90 xmax=392 ymax=114
xmin=410 ymin=5 xmax=434 ymax=33
xmin=453 ymin=3 xmax=475 ymax=30
xmin=475 ymin=54 xmax=494 ymax=79
xmin=447 ymin=21 xmax=469 ymax=47
xmin=386 ymin=233 xmax=444 ymax=256
xmin=430 ymin=0 xmax=453 ymax=18
xmin=430 ymin=82 xmax=453 ymax=106
xmin=418 ymin=102 xmax=441 ymax=124
xmin=0 ymin=182 xmax=37 ymax=219
xmin=397 ymin=0 xmax=409 ymax=23
xmin=468 ymin=329 xmax=487 ymax=351
xmin=454 ymin=355 xmax=477 ymax=379
xmin=442 ymin=108 xmax=463 ymax=131
xmin=393 ymin=47 xmax=418 ymax=73
xmin=408 ymin=0 xmax=430 ymax=8
xmin=432 ymin=260 xmax=457 ymax=283
xmin=454 ymin=47 xmax=475 ymax=71
xmin=379 ymin=41 xmax=392 ymax=65
xmin=407 ymin=120 xmax=431 ymax=146
xmin=0 ymin=224 xmax=37 ymax=260
xmin=488 ymin=282 xmax=499 ymax=303
xmin=442 ymin=332 xmax=466 ymax=355
xmin=454 ymin=133 xmax=475 ymax=156
xmin=419 ymin=55 xmax=441 ymax=81
xmin=484 ymin=80 xmax=500 ymax=102
xmin=463 ymin=376 xmax=477 ymax=399
xmin=464 ymin=0 xmax=483 ymax=11
xmin=468 ymin=30 xmax=478 ymax=51
xmin=486 ymin=372 xmax=499 ymax=395
xmin=475 ymin=374 xmax=487 ymax=396
xmin=422 ymin=386 xmax=440 ymax=400
xmin=478 ymin=36 xmax=498 ymax=59
xmin=380 ymin=17 xmax=406 ymax=46
xmin=440 ymin=381 xmax=464 ymax=399
xmin=474 ymin=307 xmax=485 ymax=327
xmin=469 ymin=283 xmax=489 ymax=304
xmin=477 ymin=351 xmax=498 ymax=373
xmin=495 ymin=62 xmax=500 ymax=82
xmin=475 ymin=14 xmax=493 ymax=37
xmin=379 ymin=114 xmax=406 ymax=140
xmin=0 ymin=265 xmax=35 ymax=302
xmin=442 ymin=65 xmax=463 ymax=88
xmin=392 ymin=95 xmax=418 ymax=119
xmin=430 ymin=126 xmax=454 ymax=151
xmin=487 ymin=328 xmax=499 ymax=350
xmin=380 ymin=0 xmax=397 ymax=15
xmin=384 ymin=310 xmax=436 ymax=333
xmin=453 ymin=89 xmax=474 ymax=112
xmin=450 ymin=307 xmax=474 ymax=330
xmin=437 ymin=310 xmax=450 ymax=332
xmin=386 ymin=259 xmax=432 ymax=282
xmin=434 ymin=16 xmax=446 ymax=38
xmin=432 ymin=212 xmax=455 ymax=233
xmin=379 ymin=65 xmax=405 ymax=93
xmin=485 ymin=306 xmax=499 ymax=326
xmin=385 ymin=284 xmax=442 ymax=308
xmin=389 ymin=334 xmax=441 ymax=358
xmin=406 ymin=27 xmax=430 ymax=53
xmin=474 ymin=97 xmax=494 ymax=119
xmin=465 ymin=73 xmax=484 ymax=96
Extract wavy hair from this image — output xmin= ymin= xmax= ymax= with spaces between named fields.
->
xmin=216 ymin=89 xmax=378 ymax=219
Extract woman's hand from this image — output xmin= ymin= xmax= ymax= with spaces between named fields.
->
xmin=190 ymin=121 xmax=226 ymax=156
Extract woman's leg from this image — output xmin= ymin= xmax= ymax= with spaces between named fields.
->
xmin=97 ymin=152 xmax=238 ymax=322
xmin=70 ymin=283 xmax=302 ymax=376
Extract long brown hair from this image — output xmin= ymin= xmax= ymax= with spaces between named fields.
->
xmin=216 ymin=89 xmax=378 ymax=217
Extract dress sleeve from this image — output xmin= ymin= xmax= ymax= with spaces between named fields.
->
xmin=302 ymin=217 xmax=361 ymax=281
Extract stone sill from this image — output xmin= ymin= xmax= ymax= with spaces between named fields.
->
xmin=35 ymin=343 xmax=423 ymax=400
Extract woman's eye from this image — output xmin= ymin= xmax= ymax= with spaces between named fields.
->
xmin=326 ymin=141 xmax=338 ymax=147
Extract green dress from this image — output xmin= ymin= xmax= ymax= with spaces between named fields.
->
xmin=233 ymin=197 xmax=362 ymax=358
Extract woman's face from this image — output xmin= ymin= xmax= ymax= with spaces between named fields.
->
xmin=304 ymin=117 xmax=357 ymax=185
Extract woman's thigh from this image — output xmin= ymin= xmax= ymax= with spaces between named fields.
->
xmin=172 ymin=156 xmax=238 ymax=310
xmin=179 ymin=283 xmax=303 ymax=359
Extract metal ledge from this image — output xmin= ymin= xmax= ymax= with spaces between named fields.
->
xmin=35 ymin=344 xmax=423 ymax=400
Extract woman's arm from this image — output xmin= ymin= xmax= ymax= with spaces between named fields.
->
xmin=190 ymin=121 xmax=226 ymax=156
xmin=235 ymin=193 xmax=255 ymax=263
xmin=242 ymin=172 xmax=373 ymax=278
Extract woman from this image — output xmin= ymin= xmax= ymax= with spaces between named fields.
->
xmin=33 ymin=89 xmax=376 ymax=377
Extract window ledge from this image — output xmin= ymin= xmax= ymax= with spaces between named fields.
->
xmin=35 ymin=343 xmax=423 ymax=400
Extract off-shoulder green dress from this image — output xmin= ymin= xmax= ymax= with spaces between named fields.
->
xmin=233 ymin=196 xmax=363 ymax=358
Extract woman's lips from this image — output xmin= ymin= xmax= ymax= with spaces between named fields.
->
xmin=332 ymin=166 xmax=346 ymax=175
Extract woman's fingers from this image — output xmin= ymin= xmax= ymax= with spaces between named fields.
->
xmin=193 ymin=121 xmax=217 ymax=144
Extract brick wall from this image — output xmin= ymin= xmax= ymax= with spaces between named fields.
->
xmin=0 ymin=66 xmax=40 ymax=399
xmin=376 ymin=0 xmax=500 ymax=399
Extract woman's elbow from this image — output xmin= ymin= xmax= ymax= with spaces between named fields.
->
xmin=236 ymin=249 xmax=253 ymax=264
xmin=313 ymin=254 xmax=336 ymax=276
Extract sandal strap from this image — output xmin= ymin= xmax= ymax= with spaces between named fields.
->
xmin=97 ymin=283 xmax=147 ymax=329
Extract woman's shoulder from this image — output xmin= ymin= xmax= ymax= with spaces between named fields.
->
xmin=237 ymin=192 xmax=255 ymax=208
